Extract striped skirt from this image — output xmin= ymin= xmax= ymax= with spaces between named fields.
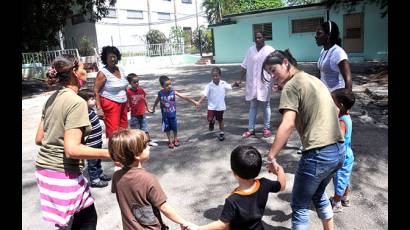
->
xmin=35 ymin=168 xmax=95 ymax=227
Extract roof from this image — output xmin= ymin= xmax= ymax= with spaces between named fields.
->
xmin=209 ymin=2 xmax=327 ymax=27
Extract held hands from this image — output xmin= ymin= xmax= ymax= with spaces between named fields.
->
xmin=97 ymin=109 xmax=105 ymax=119
xmin=181 ymin=222 xmax=199 ymax=230
xmin=266 ymin=158 xmax=281 ymax=175
xmin=150 ymin=107 xmax=155 ymax=113
xmin=232 ymin=80 xmax=242 ymax=88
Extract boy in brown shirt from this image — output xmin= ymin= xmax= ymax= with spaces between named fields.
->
xmin=109 ymin=129 xmax=193 ymax=230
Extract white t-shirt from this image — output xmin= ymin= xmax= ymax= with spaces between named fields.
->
xmin=202 ymin=80 xmax=232 ymax=111
xmin=317 ymin=44 xmax=348 ymax=92
xmin=241 ymin=45 xmax=275 ymax=101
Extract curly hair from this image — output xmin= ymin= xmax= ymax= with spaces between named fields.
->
xmin=100 ymin=46 xmax=122 ymax=65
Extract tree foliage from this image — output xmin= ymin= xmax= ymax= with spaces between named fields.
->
xmin=202 ymin=0 xmax=284 ymax=24
xmin=22 ymin=0 xmax=116 ymax=52
xmin=168 ymin=26 xmax=191 ymax=44
xmin=145 ymin=30 xmax=167 ymax=45
xmin=192 ymin=26 xmax=213 ymax=53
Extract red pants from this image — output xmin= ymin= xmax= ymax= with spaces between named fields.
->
xmin=207 ymin=110 xmax=224 ymax=122
xmin=100 ymin=96 xmax=128 ymax=138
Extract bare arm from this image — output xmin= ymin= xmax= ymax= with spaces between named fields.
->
xmin=144 ymin=98 xmax=152 ymax=113
xmin=338 ymin=60 xmax=353 ymax=91
xmin=174 ymin=90 xmax=198 ymax=106
xmin=267 ymin=110 xmax=296 ymax=171
xmin=272 ymin=165 xmax=286 ymax=192
xmin=151 ymin=96 xmax=160 ymax=113
xmin=158 ymin=202 xmax=188 ymax=226
xmin=93 ymin=71 xmax=106 ymax=118
xmin=197 ymin=95 xmax=206 ymax=107
xmin=339 ymin=120 xmax=347 ymax=138
xmin=196 ymin=220 xmax=229 ymax=230
xmin=35 ymin=120 xmax=44 ymax=146
xmin=64 ymin=128 xmax=110 ymax=159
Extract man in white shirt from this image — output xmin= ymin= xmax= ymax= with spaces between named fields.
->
xmin=197 ymin=67 xmax=232 ymax=141
xmin=235 ymin=32 xmax=275 ymax=138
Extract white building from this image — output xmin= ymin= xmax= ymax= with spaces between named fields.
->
xmin=63 ymin=0 xmax=208 ymax=49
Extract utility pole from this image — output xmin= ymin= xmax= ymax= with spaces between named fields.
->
xmin=195 ymin=0 xmax=202 ymax=57
xmin=173 ymin=0 xmax=178 ymax=28
xmin=147 ymin=0 xmax=152 ymax=30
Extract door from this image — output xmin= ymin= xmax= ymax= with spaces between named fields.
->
xmin=343 ymin=13 xmax=364 ymax=53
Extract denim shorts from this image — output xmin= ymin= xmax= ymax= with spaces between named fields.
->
xmin=130 ymin=115 xmax=149 ymax=133
xmin=162 ymin=115 xmax=177 ymax=132
xmin=291 ymin=142 xmax=346 ymax=230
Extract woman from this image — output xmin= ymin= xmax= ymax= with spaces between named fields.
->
xmin=94 ymin=46 xmax=129 ymax=138
xmin=316 ymin=20 xmax=353 ymax=92
xmin=235 ymin=31 xmax=275 ymax=138
xmin=35 ymin=55 xmax=111 ymax=229
xmin=263 ymin=49 xmax=345 ymax=230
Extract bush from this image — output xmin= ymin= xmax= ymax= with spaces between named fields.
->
xmin=78 ymin=36 xmax=94 ymax=56
xmin=145 ymin=30 xmax=167 ymax=44
xmin=192 ymin=26 xmax=213 ymax=53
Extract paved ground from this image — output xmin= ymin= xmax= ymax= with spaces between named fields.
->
xmin=22 ymin=64 xmax=388 ymax=230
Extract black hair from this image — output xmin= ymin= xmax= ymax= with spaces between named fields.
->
xmin=261 ymin=49 xmax=299 ymax=84
xmin=127 ymin=73 xmax=138 ymax=83
xmin=230 ymin=145 xmax=262 ymax=180
xmin=46 ymin=54 xmax=79 ymax=86
xmin=78 ymin=89 xmax=95 ymax=101
xmin=211 ymin=67 xmax=221 ymax=75
xmin=320 ymin=21 xmax=342 ymax=46
xmin=332 ymin=88 xmax=355 ymax=110
xmin=101 ymin=46 xmax=122 ymax=65
xmin=159 ymin=75 xmax=170 ymax=87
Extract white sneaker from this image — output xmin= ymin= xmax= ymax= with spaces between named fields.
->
xmin=148 ymin=140 xmax=158 ymax=147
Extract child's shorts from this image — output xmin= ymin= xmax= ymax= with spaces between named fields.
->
xmin=207 ymin=110 xmax=224 ymax=122
xmin=130 ymin=115 xmax=149 ymax=133
xmin=162 ymin=116 xmax=177 ymax=132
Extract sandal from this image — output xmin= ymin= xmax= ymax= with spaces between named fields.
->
xmin=173 ymin=139 xmax=180 ymax=147
xmin=168 ymin=142 xmax=175 ymax=148
xmin=263 ymin=128 xmax=272 ymax=138
xmin=242 ymin=130 xmax=255 ymax=138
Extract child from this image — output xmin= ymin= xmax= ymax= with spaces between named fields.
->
xmin=191 ymin=145 xmax=286 ymax=230
xmin=196 ymin=67 xmax=232 ymax=141
xmin=78 ymin=89 xmax=111 ymax=188
xmin=330 ymin=88 xmax=356 ymax=212
xmin=151 ymin=75 xmax=198 ymax=148
xmin=126 ymin=73 xmax=158 ymax=147
xmin=109 ymin=129 xmax=193 ymax=229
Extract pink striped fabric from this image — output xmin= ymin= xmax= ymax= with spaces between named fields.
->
xmin=35 ymin=168 xmax=95 ymax=227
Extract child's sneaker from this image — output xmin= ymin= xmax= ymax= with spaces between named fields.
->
xmin=218 ymin=133 xmax=225 ymax=141
xmin=263 ymin=128 xmax=272 ymax=138
xmin=242 ymin=130 xmax=255 ymax=138
xmin=341 ymin=198 xmax=350 ymax=207
xmin=99 ymin=174 xmax=111 ymax=181
xmin=209 ymin=122 xmax=215 ymax=131
xmin=148 ymin=140 xmax=158 ymax=147
xmin=90 ymin=179 xmax=108 ymax=188
xmin=168 ymin=142 xmax=175 ymax=148
xmin=173 ymin=139 xmax=180 ymax=147
xmin=330 ymin=197 xmax=343 ymax=213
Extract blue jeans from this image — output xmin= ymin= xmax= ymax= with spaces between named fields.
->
xmin=86 ymin=144 xmax=103 ymax=182
xmin=291 ymin=142 xmax=345 ymax=230
xmin=130 ymin=115 xmax=149 ymax=133
xmin=248 ymin=98 xmax=271 ymax=131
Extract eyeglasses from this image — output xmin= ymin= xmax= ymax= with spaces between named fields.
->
xmin=131 ymin=81 xmax=139 ymax=83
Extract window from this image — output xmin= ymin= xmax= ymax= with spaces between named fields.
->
xmin=71 ymin=14 xmax=85 ymax=25
xmin=105 ymin=9 xmax=117 ymax=18
xmin=292 ymin=17 xmax=324 ymax=33
xmin=182 ymin=0 xmax=192 ymax=3
xmin=252 ymin=23 xmax=272 ymax=40
xmin=345 ymin=28 xmax=361 ymax=39
xmin=157 ymin=12 xmax=171 ymax=20
xmin=127 ymin=10 xmax=143 ymax=19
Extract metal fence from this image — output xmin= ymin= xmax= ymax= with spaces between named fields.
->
xmin=98 ymin=43 xmax=185 ymax=58
xmin=22 ymin=49 xmax=80 ymax=65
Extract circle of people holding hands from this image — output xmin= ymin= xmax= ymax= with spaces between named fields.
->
xmin=35 ymin=20 xmax=356 ymax=230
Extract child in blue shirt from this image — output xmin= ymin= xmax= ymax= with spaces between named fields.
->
xmin=330 ymin=88 xmax=356 ymax=212
xmin=151 ymin=75 xmax=198 ymax=148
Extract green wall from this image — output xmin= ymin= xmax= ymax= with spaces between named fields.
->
xmin=213 ymin=4 xmax=387 ymax=63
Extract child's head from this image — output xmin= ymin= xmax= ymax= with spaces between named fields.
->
xmin=331 ymin=88 xmax=355 ymax=112
xmin=230 ymin=145 xmax=262 ymax=180
xmin=108 ymin=129 xmax=150 ymax=167
xmin=127 ymin=73 xmax=139 ymax=89
xmin=211 ymin=67 xmax=221 ymax=85
xmin=159 ymin=75 xmax=172 ymax=91
xmin=78 ymin=89 xmax=96 ymax=108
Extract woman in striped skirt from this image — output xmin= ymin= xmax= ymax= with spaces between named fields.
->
xmin=34 ymin=54 xmax=111 ymax=229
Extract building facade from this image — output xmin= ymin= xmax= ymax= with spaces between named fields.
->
xmin=210 ymin=2 xmax=388 ymax=63
xmin=63 ymin=0 xmax=208 ymax=49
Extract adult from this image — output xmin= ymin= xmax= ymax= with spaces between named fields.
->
xmin=264 ymin=50 xmax=345 ymax=230
xmin=315 ymin=20 xmax=353 ymax=92
xmin=236 ymin=31 xmax=275 ymax=138
xmin=94 ymin=46 xmax=129 ymax=138
xmin=35 ymin=55 xmax=111 ymax=229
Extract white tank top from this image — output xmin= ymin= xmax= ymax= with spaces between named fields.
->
xmin=100 ymin=67 xmax=128 ymax=103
